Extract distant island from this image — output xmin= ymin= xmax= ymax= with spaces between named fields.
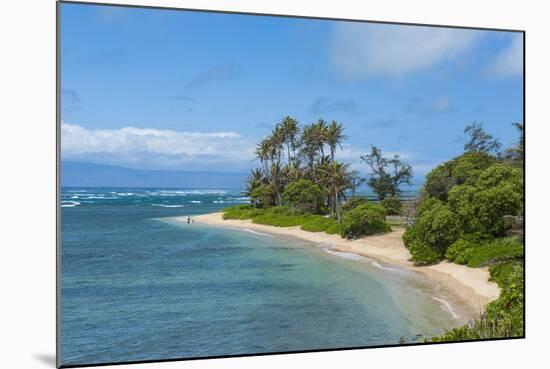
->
xmin=61 ymin=161 xmax=248 ymax=189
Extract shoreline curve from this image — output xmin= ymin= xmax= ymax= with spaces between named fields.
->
xmin=179 ymin=212 xmax=500 ymax=323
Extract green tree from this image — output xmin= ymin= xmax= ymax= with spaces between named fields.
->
xmin=403 ymin=200 xmax=462 ymax=265
xmin=422 ymin=151 xmax=496 ymax=201
xmin=504 ymin=122 xmax=524 ymax=166
xmin=464 ymin=122 xmax=501 ymax=154
xmin=325 ymin=120 xmax=347 ymax=162
xmin=280 ymin=116 xmax=300 ymax=165
xmin=387 ymin=155 xmax=413 ymax=197
xmin=318 ymin=161 xmax=351 ymax=222
xmin=381 ymin=197 xmax=402 ymax=215
xmin=250 ymin=184 xmax=275 ymax=208
xmin=340 ymin=203 xmax=389 ymax=238
xmin=244 ymin=168 xmax=266 ymax=207
xmin=361 ymin=146 xmax=411 ymax=200
xmin=282 ymin=179 xmax=324 ymax=212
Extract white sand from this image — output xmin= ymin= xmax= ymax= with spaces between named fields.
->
xmin=181 ymin=212 xmax=500 ymax=320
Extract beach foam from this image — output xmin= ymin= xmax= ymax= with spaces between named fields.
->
xmin=240 ymin=228 xmax=273 ymax=237
xmin=432 ymin=296 xmax=459 ymax=319
xmin=61 ymin=201 xmax=80 ymax=208
xmin=323 ymin=249 xmax=367 ymax=261
xmin=152 ymin=204 xmax=185 ymax=208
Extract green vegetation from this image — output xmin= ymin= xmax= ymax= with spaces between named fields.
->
xmin=282 ymin=179 xmax=324 ymax=212
xmin=381 ymin=197 xmax=402 ymax=215
xmin=238 ymin=116 xmax=405 ymax=239
xmin=410 ymin=122 xmax=525 ymax=341
xmin=233 ymin=116 xmax=524 ymax=342
xmin=446 ymin=237 xmax=523 ymax=267
xmin=341 ymin=197 xmax=368 ymax=212
xmin=360 ymin=146 xmax=412 ymax=200
xmin=340 ymin=204 xmax=390 ymax=238
xmin=432 ymin=262 xmax=524 ymax=341
xmin=404 ymin=123 xmax=524 ymax=265
xmin=301 ymin=215 xmax=344 ymax=234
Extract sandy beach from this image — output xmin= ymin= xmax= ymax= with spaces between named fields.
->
xmin=183 ymin=212 xmax=500 ymax=321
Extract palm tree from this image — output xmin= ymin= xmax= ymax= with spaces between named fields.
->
xmin=318 ymin=161 xmax=351 ymax=222
xmin=280 ymin=116 xmax=299 ymax=165
xmin=300 ymin=124 xmax=320 ymax=181
xmin=269 ymin=161 xmax=284 ymax=206
xmin=255 ymin=138 xmax=271 ymax=176
xmin=326 ymin=120 xmax=347 ymax=161
xmin=282 ymin=160 xmax=303 ymax=184
xmin=314 ymin=119 xmax=328 ymax=161
xmin=244 ymin=168 xmax=266 ymax=207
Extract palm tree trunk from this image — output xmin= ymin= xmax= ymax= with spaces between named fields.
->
xmin=335 ymin=189 xmax=340 ymax=222
xmin=287 ymin=144 xmax=291 ymax=166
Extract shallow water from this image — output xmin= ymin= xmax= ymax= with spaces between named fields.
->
xmin=60 ymin=188 xmax=459 ymax=366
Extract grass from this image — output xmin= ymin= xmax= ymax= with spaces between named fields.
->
xmin=300 ymin=215 xmax=344 ymax=234
xmin=446 ymin=236 xmax=524 ymax=268
xmin=221 ymin=205 xmax=348 ymax=236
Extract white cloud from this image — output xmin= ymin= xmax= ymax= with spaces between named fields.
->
xmin=487 ymin=35 xmax=523 ymax=78
xmin=330 ymin=23 xmax=480 ymax=79
xmin=61 ymin=123 xmax=256 ymax=171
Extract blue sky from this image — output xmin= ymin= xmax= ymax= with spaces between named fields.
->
xmin=60 ymin=3 xmax=523 ymax=180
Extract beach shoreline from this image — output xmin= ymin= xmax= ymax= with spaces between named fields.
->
xmin=180 ymin=212 xmax=500 ymax=323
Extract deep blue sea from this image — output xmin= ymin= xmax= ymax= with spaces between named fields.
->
xmin=61 ymin=187 xmax=459 ymax=366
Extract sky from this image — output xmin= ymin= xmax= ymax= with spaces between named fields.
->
xmin=60 ymin=3 xmax=524 ymax=181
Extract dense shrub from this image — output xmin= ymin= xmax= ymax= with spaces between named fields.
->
xmin=340 ymin=204 xmax=390 ymax=239
xmin=300 ymin=215 xmax=343 ymax=234
xmin=341 ymin=197 xmax=368 ymax=212
xmin=445 ymin=237 xmax=523 ymax=267
xmin=422 ymin=162 xmax=454 ymax=201
xmin=448 ymin=165 xmax=523 ymax=238
xmin=223 ymin=204 xmax=345 ymax=235
xmin=422 ymin=152 xmax=495 ymax=201
xmin=403 ymin=200 xmax=462 ymax=265
xmin=381 ymin=197 xmax=402 ymax=215
xmin=250 ymin=184 xmax=275 ymax=208
xmin=451 ymin=151 xmax=496 ymax=185
xmin=222 ymin=204 xmax=266 ymax=220
xmin=410 ymin=157 xmax=523 ymax=265
xmin=282 ymin=179 xmax=325 ymax=212
xmin=445 ymin=238 xmax=479 ymax=264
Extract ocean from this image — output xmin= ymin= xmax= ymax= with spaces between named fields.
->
xmin=60 ymin=187 xmax=459 ymax=366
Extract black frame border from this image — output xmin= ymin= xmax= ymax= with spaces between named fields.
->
xmin=56 ymin=1 xmax=526 ymax=368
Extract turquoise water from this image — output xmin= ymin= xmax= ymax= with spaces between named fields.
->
xmin=60 ymin=188 xmax=459 ymax=366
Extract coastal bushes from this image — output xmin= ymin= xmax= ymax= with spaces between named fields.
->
xmin=446 ymin=237 xmax=524 ymax=267
xmin=403 ymin=200 xmax=462 ymax=265
xmin=404 ymin=158 xmax=523 ymax=265
xmin=432 ymin=261 xmax=524 ymax=341
xmin=252 ymin=206 xmax=311 ymax=227
xmin=222 ymin=204 xmax=264 ymax=220
xmin=340 ymin=204 xmax=390 ymax=239
xmin=300 ymin=215 xmax=343 ymax=234
xmin=381 ymin=197 xmax=402 ymax=215
xmin=422 ymin=152 xmax=496 ymax=201
xmin=341 ymin=197 xmax=368 ymax=212
xmin=282 ymin=179 xmax=325 ymax=212
xmin=250 ymin=184 xmax=275 ymax=208
xmin=424 ymin=124 xmax=525 ymax=342
xmin=221 ymin=204 xmax=382 ymax=238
